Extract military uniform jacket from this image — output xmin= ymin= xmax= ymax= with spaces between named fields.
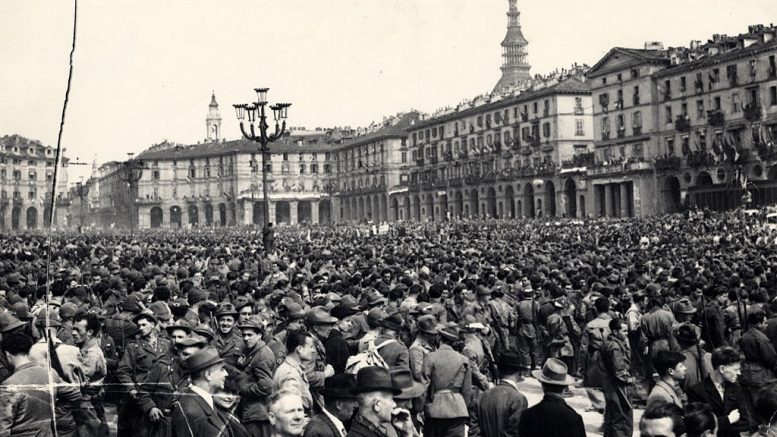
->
xmin=104 ymin=313 xmax=139 ymax=357
xmin=603 ymin=333 xmax=631 ymax=384
xmin=477 ymin=380 xmax=528 ymax=437
xmin=515 ymin=299 xmax=539 ymax=338
xmin=374 ymin=334 xmax=409 ymax=371
xmin=423 ymin=343 xmax=472 ymax=419
xmin=238 ymin=340 xmax=276 ymax=422
xmin=213 ymin=330 xmax=245 ymax=368
xmin=408 ymin=336 xmax=435 ymax=384
xmin=117 ymin=336 xmax=173 ymax=393
xmin=137 ymin=355 xmax=189 ymax=414
xmin=739 ymin=327 xmax=777 ymax=385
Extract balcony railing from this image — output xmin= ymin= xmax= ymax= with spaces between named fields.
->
xmin=617 ymin=127 xmax=626 ymax=138
xmin=602 ymin=131 xmax=611 ymax=141
xmin=416 ymin=158 xmax=425 ymax=167
xmin=429 ymin=156 xmax=438 ymax=164
xmin=654 ymin=155 xmax=683 ymax=171
xmin=707 ymin=110 xmax=725 ymax=127
xmin=769 ymin=66 xmax=777 ymax=79
xmin=694 ymin=80 xmax=704 ymax=93
xmin=449 ymin=177 xmax=462 ymax=187
xmin=744 ymin=103 xmax=762 ymax=122
xmin=675 ymin=114 xmax=691 ymax=133
xmin=13 ymin=197 xmax=23 ymax=205
xmin=561 ymin=152 xmax=596 ymax=169
xmin=633 ymin=125 xmax=643 ymax=135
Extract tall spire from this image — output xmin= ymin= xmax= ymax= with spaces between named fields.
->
xmin=206 ymin=91 xmax=222 ymax=142
xmin=493 ymin=0 xmax=531 ymax=94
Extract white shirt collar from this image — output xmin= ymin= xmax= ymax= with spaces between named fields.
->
xmin=189 ymin=384 xmax=214 ymax=410
xmin=322 ymin=407 xmax=347 ymax=437
xmin=501 ymin=378 xmax=521 ymax=391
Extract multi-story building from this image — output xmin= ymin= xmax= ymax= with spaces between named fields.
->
xmin=0 ymin=135 xmax=69 ymax=230
xmin=398 ymin=69 xmax=592 ymax=221
xmin=579 ymin=24 xmax=777 ymax=217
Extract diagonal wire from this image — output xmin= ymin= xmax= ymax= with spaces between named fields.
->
xmin=44 ymin=1 xmax=78 ymax=436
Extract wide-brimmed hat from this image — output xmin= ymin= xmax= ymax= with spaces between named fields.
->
xmin=285 ymin=303 xmax=305 ymax=320
xmin=352 ymin=366 xmax=401 ymax=395
xmin=532 ymin=358 xmax=575 ymax=386
xmin=331 ymin=303 xmax=360 ymax=320
xmin=175 ymin=333 xmax=209 ymax=348
xmin=11 ymin=302 xmax=32 ymax=321
xmin=323 ymin=374 xmax=357 ymax=399
xmin=390 ymin=369 xmax=427 ymax=400
xmin=378 ymin=312 xmax=404 ymax=332
xmin=122 ymin=295 xmax=145 ymax=314
xmin=165 ymin=319 xmax=192 ymax=334
xmin=674 ymin=324 xmax=699 ymax=344
xmin=674 ymin=298 xmax=697 ymax=315
xmin=497 ymin=350 xmax=523 ymax=369
xmin=193 ymin=324 xmax=215 ymax=342
xmin=238 ymin=315 xmax=266 ymax=332
xmin=0 ymin=311 xmax=25 ymax=333
xmin=34 ymin=310 xmax=62 ymax=328
xmin=305 ymin=306 xmax=337 ymax=325
xmin=132 ymin=309 xmax=157 ymax=325
xmin=215 ymin=303 xmax=239 ymax=319
xmin=184 ymin=347 xmax=224 ymax=374
xmin=416 ymin=315 xmax=439 ymax=335
xmin=438 ymin=322 xmax=460 ymax=342
xmin=59 ymin=302 xmax=79 ymax=319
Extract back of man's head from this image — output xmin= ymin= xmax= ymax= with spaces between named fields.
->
xmin=640 ymin=402 xmax=686 ymax=437
xmin=654 ymin=350 xmax=685 ymax=378
xmin=1 ymin=332 xmax=34 ymax=357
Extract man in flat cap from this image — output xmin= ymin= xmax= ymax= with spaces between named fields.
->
xmin=236 ymin=315 xmax=277 ymax=436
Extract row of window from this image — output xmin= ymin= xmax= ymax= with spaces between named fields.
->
xmin=410 ymin=98 xmax=586 ymax=146
xmin=0 ymin=146 xmax=54 ymax=156
xmin=0 ymin=159 xmax=52 ymax=167
xmin=0 ymin=169 xmax=53 ymax=181
xmin=0 ymin=189 xmax=39 ymax=200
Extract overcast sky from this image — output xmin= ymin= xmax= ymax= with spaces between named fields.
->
xmin=0 ymin=0 xmax=773 ymax=183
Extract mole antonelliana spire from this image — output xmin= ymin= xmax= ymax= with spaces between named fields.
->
xmin=493 ymin=0 xmax=531 ymax=93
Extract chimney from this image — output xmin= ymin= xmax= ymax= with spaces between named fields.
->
xmin=644 ymin=41 xmax=664 ymax=50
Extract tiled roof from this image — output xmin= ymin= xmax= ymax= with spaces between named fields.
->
xmin=586 ymin=47 xmax=670 ymax=78
xmin=655 ymin=37 xmax=777 ymax=77
xmin=136 ymin=112 xmax=419 ymax=161
xmin=410 ymin=74 xmax=591 ymax=131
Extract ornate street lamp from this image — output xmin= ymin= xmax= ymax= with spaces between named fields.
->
xmin=119 ymin=153 xmax=146 ymax=233
xmin=75 ymin=178 xmax=89 ymax=228
xmin=234 ymin=88 xmax=291 ymax=227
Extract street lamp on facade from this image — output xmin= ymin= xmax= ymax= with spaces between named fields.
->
xmin=234 ymin=88 xmax=291 ymax=227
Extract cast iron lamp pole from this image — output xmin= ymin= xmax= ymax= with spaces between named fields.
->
xmin=234 ymin=88 xmax=291 ymax=227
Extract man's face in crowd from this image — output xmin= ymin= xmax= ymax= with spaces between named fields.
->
xmin=206 ymin=363 xmax=227 ymax=392
xmin=669 ymin=361 xmax=687 ymax=382
xmin=719 ymin=362 xmax=741 ymax=384
xmin=239 ymin=306 xmax=253 ymax=323
xmin=334 ymin=398 xmax=358 ymax=421
xmin=169 ymin=328 xmax=188 ymax=345
xmin=269 ymin=394 xmax=306 ymax=436
xmin=297 ymin=336 xmax=316 ymax=362
xmin=312 ymin=323 xmax=333 ymax=339
xmin=242 ymin=328 xmax=261 ymax=349
xmin=179 ymin=345 xmax=201 ymax=361
xmin=716 ymin=293 xmax=728 ymax=306
xmin=614 ymin=322 xmax=628 ymax=340
xmin=338 ymin=316 xmax=353 ymax=334
xmin=640 ymin=417 xmax=678 ymax=437
xmin=157 ymin=318 xmax=171 ymax=330
xmin=287 ymin=319 xmax=303 ymax=332
xmin=72 ymin=319 xmax=91 ymax=346
xmin=219 ymin=315 xmax=235 ymax=334
xmin=137 ymin=318 xmax=156 ymax=337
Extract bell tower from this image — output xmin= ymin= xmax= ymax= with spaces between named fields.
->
xmin=493 ymin=0 xmax=531 ymax=94
xmin=206 ymin=91 xmax=222 ymax=142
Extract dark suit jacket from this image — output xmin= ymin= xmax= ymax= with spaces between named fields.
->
xmin=687 ymin=377 xmax=753 ymax=437
xmin=517 ymin=394 xmax=586 ymax=437
xmin=172 ymin=387 xmax=231 ymax=437
xmin=303 ymin=412 xmax=341 ymax=437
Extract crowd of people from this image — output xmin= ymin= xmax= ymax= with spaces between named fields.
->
xmin=1 ymin=208 xmax=777 ymax=437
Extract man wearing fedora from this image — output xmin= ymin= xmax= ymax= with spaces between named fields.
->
xmin=305 ymin=306 xmax=339 ymax=395
xmin=304 ymin=374 xmax=359 ymax=437
xmin=374 ymin=311 xmax=410 ymax=371
xmin=477 ymin=350 xmax=528 ymax=437
xmin=237 ymin=314 xmax=277 ymax=437
xmin=391 ymin=368 xmax=427 ymax=435
xmin=347 ymin=366 xmax=415 ymax=437
xmin=117 ymin=309 xmax=173 ymax=437
xmin=423 ymin=323 xmax=472 ymax=437
xmin=408 ymin=314 xmax=438 ymax=387
xmin=213 ymin=303 xmax=245 ymax=368
xmin=0 ymin=311 xmax=27 ymax=382
xmin=171 ymin=347 xmax=230 ymax=437
xmin=518 ymin=358 xmax=586 ymax=437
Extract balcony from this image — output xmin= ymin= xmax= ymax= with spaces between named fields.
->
xmin=520 ymin=112 xmax=529 ymax=122
xmin=744 ymin=103 xmax=762 ymax=122
xmin=729 ymin=75 xmax=738 ymax=87
xmin=13 ymin=197 xmax=23 ymax=205
xmin=0 ymin=198 xmax=8 ymax=207
xmin=769 ymin=66 xmax=777 ymax=79
xmin=663 ymin=91 xmax=671 ymax=102
xmin=433 ymin=179 xmax=448 ymax=189
xmin=617 ymin=127 xmax=626 ymax=138
xmin=694 ymin=81 xmax=704 ymax=93
xmin=510 ymin=139 xmax=521 ymax=150
xmin=416 ymin=157 xmax=425 ymax=167
xmin=443 ymin=151 xmax=454 ymax=162
xmin=561 ymin=152 xmax=596 ymax=169
xmin=602 ymin=131 xmax=611 ymax=141
xmin=588 ymin=158 xmax=651 ymax=175
xmin=530 ymin=137 xmax=541 ymax=147
xmin=685 ymin=150 xmax=717 ymax=168
xmin=429 ymin=156 xmax=438 ymax=165
xmin=675 ymin=114 xmax=691 ymax=133
xmin=707 ymin=110 xmax=725 ymax=127
xmin=633 ymin=126 xmax=643 ymax=135
xmin=654 ymin=155 xmax=683 ymax=171
xmin=515 ymin=163 xmax=556 ymax=178
xmin=614 ymin=100 xmax=624 ymax=110
xmin=421 ymin=180 xmax=434 ymax=191
xmin=448 ymin=177 xmax=462 ymax=187
xmin=574 ymin=106 xmax=584 ymax=115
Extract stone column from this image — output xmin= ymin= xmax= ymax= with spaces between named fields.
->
xmin=2 ymin=205 xmax=10 ymax=231
xmin=611 ymin=184 xmax=621 ymax=218
xmin=289 ymin=200 xmax=298 ymax=225
xmin=198 ymin=204 xmax=207 ymax=227
xmin=620 ymin=183 xmax=630 ymax=218
xmin=162 ymin=205 xmax=170 ymax=229
xmin=268 ymin=201 xmax=276 ymax=225
xmin=311 ymin=201 xmax=320 ymax=224
xmin=603 ymin=184 xmax=613 ymax=217
xmin=244 ymin=201 xmax=253 ymax=225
